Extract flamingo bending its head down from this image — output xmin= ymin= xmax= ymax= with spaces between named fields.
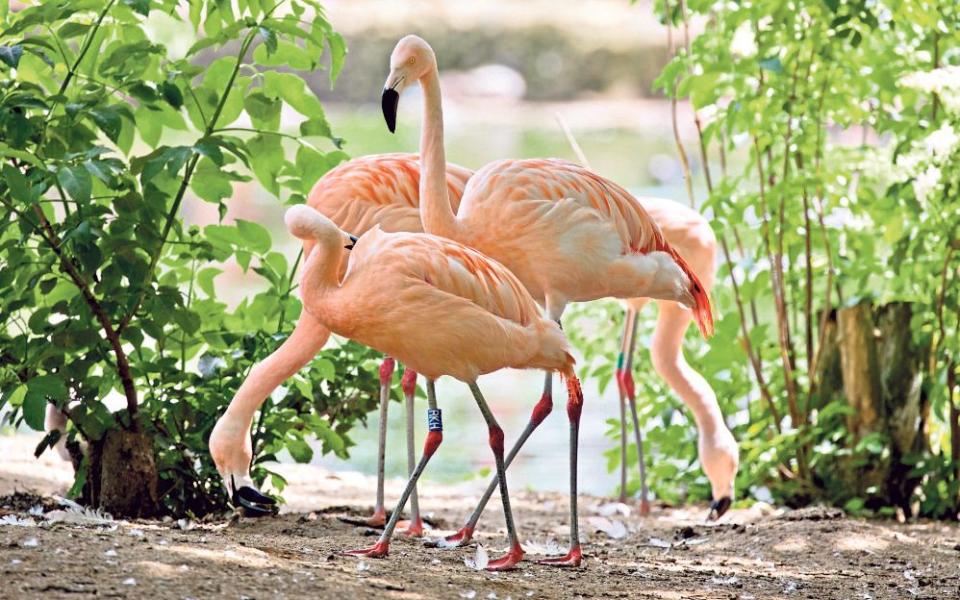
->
xmin=382 ymin=35 xmax=714 ymax=565
xmin=285 ymin=204 xmax=582 ymax=571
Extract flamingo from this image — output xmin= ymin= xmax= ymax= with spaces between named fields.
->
xmin=209 ymin=154 xmax=472 ymax=529
xmin=284 ymin=204 xmax=582 ymax=571
xmin=616 ymin=199 xmax=738 ymax=521
xmin=381 ymin=35 xmax=714 ymax=566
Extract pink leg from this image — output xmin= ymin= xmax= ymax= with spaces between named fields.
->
xmin=400 ymin=368 xmax=425 ymax=537
xmin=619 ymin=308 xmax=651 ymax=516
xmin=429 ymin=372 xmax=554 ymax=549
xmin=344 ymin=379 xmax=442 ymax=558
xmin=537 ymin=375 xmax=584 ymax=567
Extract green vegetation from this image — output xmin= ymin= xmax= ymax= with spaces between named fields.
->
xmin=0 ymin=0 xmax=382 ymax=516
xmin=587 ymin=0 xmax=959 ymax=518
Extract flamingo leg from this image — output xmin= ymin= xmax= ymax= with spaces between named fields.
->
xmin=622 ymin=311 xmax=651 ymax=515
xmin=538 ymin=375 xmax=585 ymax=567
xmin=615 ymin=309 xmax=635 ymax=503
xmin=344 ymin=379 xmax=443 ymax=558
xmin=429 ymin=371 xmax=553 ymax=549
xmin=371 ymin=357 xmax=394 ymax=526
xmin=468 ymin=382 xmax=524 ymax=571
xmin=400 ymin=368 xmax=424 ymax=537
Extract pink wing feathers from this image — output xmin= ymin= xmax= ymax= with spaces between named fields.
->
xmin=467 ymin=158 xmax=714 ymax=337
xmin=308 ymin=153 xmax=472 ymax=236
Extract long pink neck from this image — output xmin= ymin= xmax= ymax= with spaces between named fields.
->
xmin=298 ymin=236 xmax=343 ymax=328
xmin=418 ymin=68 xmax=460 ymax=239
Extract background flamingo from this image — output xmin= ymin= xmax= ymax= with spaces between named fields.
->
xmin=381 ymin=35 xmax=714 ymax=566
xmin=209 ymin=154 xmax=471 ymax=526
xmin=285 ymin=204 xmax=582 ymax=571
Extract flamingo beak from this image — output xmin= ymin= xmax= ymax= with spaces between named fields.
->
xmin=344 ymin=234 xmax=358 ymax=250
xmin=381 ymin=87 xmax=399 ymax=133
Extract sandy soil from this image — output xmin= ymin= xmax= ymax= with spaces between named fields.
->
xmin=2 ymin=434 xmax=959 ymax=600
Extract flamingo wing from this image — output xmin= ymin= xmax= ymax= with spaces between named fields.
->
xmin=466 ymin=158 xmax=668 ymax=255
xmin=308 ymin=153 xmax=472 ymax=236
xmin=351 ymin=229 xmax=541 ymax=328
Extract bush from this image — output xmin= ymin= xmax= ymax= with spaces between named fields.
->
xmin=593 ymin=0 xmax=960 ymax=518
xmin=0 ymin=0 xmax=382 ymax=517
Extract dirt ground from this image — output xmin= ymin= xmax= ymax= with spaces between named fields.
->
xmin=2 ymin=435 xmax=959 ymax=600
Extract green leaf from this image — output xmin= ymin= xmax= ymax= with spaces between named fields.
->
xmin=236 ymin=219 xmax=272 ymax=254
xmin=262 ymin=71 xmax=325 ymax=119
xmin=197 ymin=267 xmax=222 ymax=298
xmin=244 ymin=91 xmax=281 ymax=130
xmin=0 ymin=385 xmax=26 ymax=411
xmin=122 ymin=0 xmax=150 ymax=16
xmin=287 ymin=437 xmax=313 ymax=463
xmin=159 ymin=81 xmax=184 ymax=109
xmin=258 ymin=26 xmax=278 ymax=55
xmin=2 ymin=164 xmax=33 ymax=203
xmin=194 ymin=138 xmax=225 ymax=165
xmin=89 ymin=107 xmax=122 ymax=143
xmin=0 ymin=44 xmax=23 ymax=68
xmin=326 ymin=32 xmax=346 ymax=87
xmin=57 ymin=165 xmax=92 ymax=203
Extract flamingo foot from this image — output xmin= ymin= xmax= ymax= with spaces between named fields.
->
xmin=342 ymin=540 xmax=390 ymax=559
xmin=638 ymin=498 xmax=651 ymax=517
xmin=485 ymin=542 xmax=524 ymax=571
xmin=425 ymin=524 xmax=474 ymax=548
xmin=536 ymin=545 xmax=582 ymax=568
xmin=401 ymin=517 xmax=425 ymax=538
xmin=338 ymin=508 xmax=387 ymax=528
xmin=706 ymin=496 xmax=732 ymax=522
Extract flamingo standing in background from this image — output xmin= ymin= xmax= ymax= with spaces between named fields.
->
xmin=381 ymin=35 xmax=714 ymax=566
xmin=285 ymin=205 xmax=582 ymax=571
xmin=209 ymin=154 xmax=472 ymax=531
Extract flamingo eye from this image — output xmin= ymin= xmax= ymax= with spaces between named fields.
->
xmin=408 ymin=56 xmax=416 ymax=65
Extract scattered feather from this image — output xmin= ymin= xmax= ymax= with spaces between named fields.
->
xmin=11 ymin=559 xmax=22 ymax=565
xmin=356 ymin=561 xmax=370 ymax=573
xmin=27 ymin=505 xmax=44 ymax=517
xmin=128 ymin=528 xmax=145 ymax=538
xmin=1 ymin=515 xmax=37 ymax=527
xmin=45 ymin=506 xmax=115 ymax=526
xmin=122 ymin=577 xmax=137 ymax=586
xmin=487 ymin=593 xmax=498 ymax=599
xmin=458 ymin=591 xmax=477 ymax=599
xmin=430 ymin=559 xmax=441 ymax=565
xmin=463 ymin=544 xmax=489 ymax=571
xmin=104 ymin=549 xmax=118 ymax=557
xmin=176 ymin=518 xmax=195 ymax=531
xmin=593 ymin=502 xmax=631 ymax=517
xmin=587 ymin=517 xmax=627 ymax=540
xmin=647 ymin=537 xmax=672 ymax=549
xmin=21 ymin=537 xmax=39 ymax=548
xmin=711 ymin=575 xmax=739 ymax=586
xmin=522 ymin=538 xmax=564 ymax=556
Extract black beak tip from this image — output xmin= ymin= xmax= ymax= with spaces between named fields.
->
xmin=381 ymin=88 xmax=399 ymax=133
xmin=706 ymin=496 xmax=732 ymax=522
xmin=344 ymin=234 xmax=358 ymax=250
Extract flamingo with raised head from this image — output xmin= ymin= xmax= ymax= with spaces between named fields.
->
xmin=209 ymin=154 xmax=471 ymax=530
xmin=381 ymin=35 xmax=715 ymax=566
xmin=285 ymin=204 xmax=582 ymax=571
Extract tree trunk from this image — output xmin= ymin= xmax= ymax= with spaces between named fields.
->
xmin=838 ymin=303 xmax=884 ymax=441
xmin=87 ymin=429 xmax=159 ymax=517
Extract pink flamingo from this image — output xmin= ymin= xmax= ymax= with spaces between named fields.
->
xmin=285 ymin=204 xmax=582 ymax=571
xmin=209 ymin=154 xmax=471 ymax=530
xmin=381 ymin=35 xmax=714 ymax=566
xmin=616 ymin=199 xmax=738 ymax=521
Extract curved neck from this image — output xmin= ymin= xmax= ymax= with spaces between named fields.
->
xmin=418 ymin=68 xmax=459 ymax=239
xmin=299 ymin=236 xmax=343 ymax=318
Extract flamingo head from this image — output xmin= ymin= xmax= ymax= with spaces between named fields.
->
xmin=382 ymin=35 xmax=436 ymax=132
xmin=284 ymin=205 xmax=357 ymax=250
